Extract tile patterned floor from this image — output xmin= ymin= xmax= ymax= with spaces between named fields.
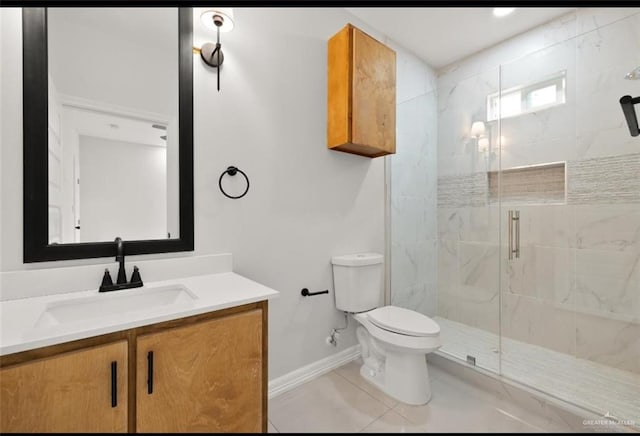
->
xmin=268 ymin=358 xmax=575 ymax=433
xmin=435 ymin=316 xmax=640 ymax=426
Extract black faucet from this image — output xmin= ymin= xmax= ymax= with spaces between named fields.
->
xmin=99 ymin=237 xmax=144 ymax=292
xmin=115 ymin=236 xmax=126 ymax=284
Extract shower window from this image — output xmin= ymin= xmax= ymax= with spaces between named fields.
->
xmin=486 ymin=70 xmax=566 ymax=121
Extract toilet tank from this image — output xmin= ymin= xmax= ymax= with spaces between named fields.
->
xmin=331 ymin=253 xmax=384 ymax=313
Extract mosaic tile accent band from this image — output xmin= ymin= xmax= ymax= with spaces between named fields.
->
xmin=437 ymin=153 xmax=640 ymax=208
xmin=567 ymin=153 xmax=640 ymax=205
xmin=437 ymin=172 xmax=488 ymax=208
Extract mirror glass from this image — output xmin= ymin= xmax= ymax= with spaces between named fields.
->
xmin=46 ymin=8 xmax=180 ymax=243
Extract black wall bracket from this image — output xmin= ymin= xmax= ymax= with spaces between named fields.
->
xmin=301 ymin=288 xmax=329 ymax=297
xmin=620 ymin=95 xmax=640 ymax=137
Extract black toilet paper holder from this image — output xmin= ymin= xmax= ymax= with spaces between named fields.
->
xmin=301 ymin=288 xmax=329 ymax=297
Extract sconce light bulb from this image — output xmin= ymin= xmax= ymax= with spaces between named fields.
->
xmin=201 ymin=9 xmax=235 ymax=32
xmin=470 ymin=121 xmax=486 ymax=138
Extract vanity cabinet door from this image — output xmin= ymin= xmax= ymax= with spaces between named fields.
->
xmin=136 ymin=309 xmax=263 ymax=433
xmin=0 ymin=341 xmax=128 ymax=433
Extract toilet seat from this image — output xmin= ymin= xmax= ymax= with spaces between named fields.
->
xmin=353 ymin=309 xmax=441 ymax=354
xmin=367 ymin=306 xmax=440 ymax=337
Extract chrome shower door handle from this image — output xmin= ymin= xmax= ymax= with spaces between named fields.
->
xmin=508 ymin=210 xmax=514 ymax=260
xmin=514 ymin=210 xmax=520 ymax=259
xmin=508 ymin=210 xmax=521 ymax=260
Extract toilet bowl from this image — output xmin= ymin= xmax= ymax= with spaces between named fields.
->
xmin=353 ymin=305 xmax=441 ymax=405
xmin=331 ymin=253 xmax=441 ymax=406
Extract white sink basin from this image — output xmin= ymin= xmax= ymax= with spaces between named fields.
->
xmin=34 ymin=284 xmax=197 ymax=328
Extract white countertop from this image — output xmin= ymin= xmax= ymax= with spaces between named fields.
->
xmin=0 ymin=272 xmax=279 ymax=356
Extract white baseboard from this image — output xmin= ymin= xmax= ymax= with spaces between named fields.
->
xmin=268 ymin=345 xmax=361 ymax=399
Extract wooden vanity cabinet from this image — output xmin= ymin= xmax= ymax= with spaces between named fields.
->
xmin=136 ymin=309 xmax=263 ymax=433
xmin=327 ymin=23 xmax=396 ymax=158
xmin=0 ymin=301 xmax=267 ymax=433
xmin=0 ymin=341 xmax=128 ymax=433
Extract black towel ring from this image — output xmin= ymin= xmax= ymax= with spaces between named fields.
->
xmin=219 ymin=166 xmax=250 ymax=199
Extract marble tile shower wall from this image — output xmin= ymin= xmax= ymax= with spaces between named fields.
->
xmin=390 ymin=90 xmax=439 ymax=316
xmin=436 ymin=11 xmax=640 ymax=374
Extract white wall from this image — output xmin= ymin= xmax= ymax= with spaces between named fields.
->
xmin=0 ymin=9 xmax=20 ymax=273
xmin=78 ymin=136 xmax=167 ymax=242
xmin=0 ymin=9 xmax=3 ymax=269
xmin=0 ymin=7 xmax=432 ymax=380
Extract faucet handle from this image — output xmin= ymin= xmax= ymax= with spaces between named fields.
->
xmin=130 ymin=266 xmax=143 ymax=285
xmin=99 ymin=268 xmax=113 ymax=291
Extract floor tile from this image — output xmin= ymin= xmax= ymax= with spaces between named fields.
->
xmin=393 ymin=376 xmax=497 ymax=432
xmin=393 ymin=374 xmax=550 ymax=433
xmin=484 ymin=408 xmax=546 ymax=433
xmin=334 ymin=358 xmax=400 ymax=408
xmin=360 ymin=409 xmax=427 ymax=433
xmin=268 ymin=356 xmax=621 ymax=433
xmin=269 ymin=371 xmax=389 ymax=433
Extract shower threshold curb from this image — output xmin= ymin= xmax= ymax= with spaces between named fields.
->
xmin=429 ymin=351 xmax=638 ymax=433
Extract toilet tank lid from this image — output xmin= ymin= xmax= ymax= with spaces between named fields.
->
xmin=331 ymin=253 xmax=384 ymax=266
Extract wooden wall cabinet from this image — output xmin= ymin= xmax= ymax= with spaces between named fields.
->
xmin=0 ymin=302 xmax=267 ymax=433
xmin=328 ymin=23 xmax=396 ymax=158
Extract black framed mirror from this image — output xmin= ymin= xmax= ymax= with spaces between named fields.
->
xmin=23 ymin=7 xmax=193 ymax=262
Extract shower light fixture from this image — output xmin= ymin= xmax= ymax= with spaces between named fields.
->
xmin=470 ymin=121 xmax=486 ymax=138
xmin=198 ymin=8 xmax=235 ymax=92
xmin=625 ymin=66 xmax=640 ymax=80
xmin=471 ymin=121 xmax=490 ymax=154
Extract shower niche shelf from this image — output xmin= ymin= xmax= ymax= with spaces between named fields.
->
xmin=488 ymin=162 xmax=566 ymax=205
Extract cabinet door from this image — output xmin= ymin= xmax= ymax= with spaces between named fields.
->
xmin=136 ymin=309 xmax=263 ymax=433
xmin=351 ymin=26 xmax=396 ymax=155
xmin=0 ymin=341 xmax=128 ymax=433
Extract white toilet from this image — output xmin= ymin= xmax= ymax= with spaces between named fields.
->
xmin=331 ymin=252 xmax=441 ymax=405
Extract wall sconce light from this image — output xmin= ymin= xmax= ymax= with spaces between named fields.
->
xmin=198 ymin=8 xmax=234 ymax=92
xmin=470 ymin=120 xmax=487 ymax=153
xmin=470 ymin=121 xmax=486 ymax=138
xmin=470 ymin=121 xmax=493 ymax=157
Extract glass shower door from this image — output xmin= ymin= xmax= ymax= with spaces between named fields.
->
xmin=499 ymin=13 xmax=640 ymax=426
xmin=433 ymin=66 xmax=502 ymax=373
xmin=498 ymin=34 xmax=579 ymax=403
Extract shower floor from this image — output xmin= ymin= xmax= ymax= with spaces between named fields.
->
xmin=434 ymin=316 xmax=640 ymax=427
